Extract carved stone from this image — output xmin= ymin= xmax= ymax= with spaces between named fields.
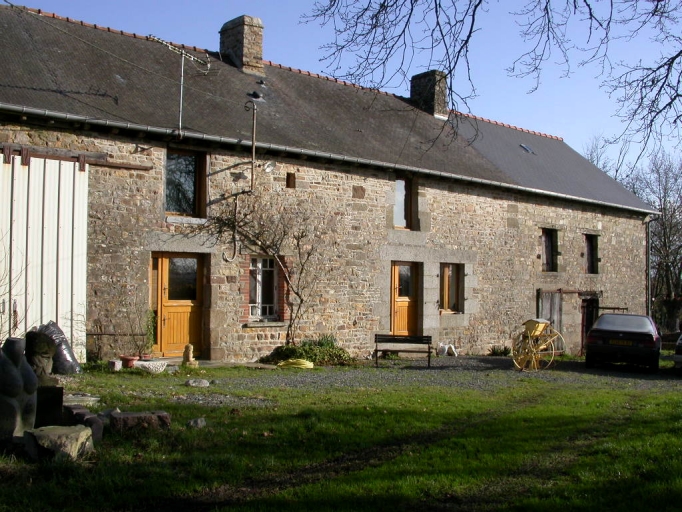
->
xmin=0 ymin=338 xmax=38 ymax=441
xmin=182 ymin=343 xmax=199 ymax=368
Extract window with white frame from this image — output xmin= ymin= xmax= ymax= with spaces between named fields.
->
xmin=249 ymin=257 xmax=277 ymax=319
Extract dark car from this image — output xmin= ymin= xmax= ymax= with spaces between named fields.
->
xmin=585 ymin=313 xmax=661 ymax=371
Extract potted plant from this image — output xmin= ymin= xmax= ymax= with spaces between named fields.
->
xmin=118 ymin=307 xmax=156 ymax=366
xmin=119 ymin=353 xmax=139 ymax=368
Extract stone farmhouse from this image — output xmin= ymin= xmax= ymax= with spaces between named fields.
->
xmin=0 ymin=5 xmax=656 ymax=362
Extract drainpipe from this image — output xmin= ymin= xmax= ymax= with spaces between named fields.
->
xmin=645 ymin=216 xmax=654 ymax=316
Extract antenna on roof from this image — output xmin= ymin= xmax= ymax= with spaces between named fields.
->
xmin=148 ymin=35 xmax=210 ymax=69
xmin=149 ymin=35 xmax=211 ymax=135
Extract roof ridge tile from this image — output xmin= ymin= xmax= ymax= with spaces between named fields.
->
xmin=456 ymin=111 xmax=563 ymax=141
xmin=263 ymin=59 xmax=398 ymax=98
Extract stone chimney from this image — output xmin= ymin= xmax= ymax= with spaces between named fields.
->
xmin=219 ymin=15 xmax=265 ymax=76
xmin=410 ymin=70 xmax=448 ymax=118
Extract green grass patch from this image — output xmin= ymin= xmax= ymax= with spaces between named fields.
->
xmin=3 ymin=363 xmax=682 ymax=511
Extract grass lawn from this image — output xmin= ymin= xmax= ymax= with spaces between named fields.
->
xmin=2 ymin=357 xmax=682 ymax=511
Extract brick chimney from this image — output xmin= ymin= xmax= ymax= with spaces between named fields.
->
xmin=410 ymin=70 xmax=448 ymax=118
xmin=219 ymin=15 xmax=264 ymax=76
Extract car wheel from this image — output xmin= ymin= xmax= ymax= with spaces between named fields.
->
xmin=649 ymin=355 xmax=660 ymax=373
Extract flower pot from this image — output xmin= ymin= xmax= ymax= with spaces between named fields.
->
xmin=120 ymin=355 xmax=139 ymax=368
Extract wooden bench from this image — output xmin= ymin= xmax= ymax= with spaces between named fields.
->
xmin=374 ymin=334 xmax=434 ymax=367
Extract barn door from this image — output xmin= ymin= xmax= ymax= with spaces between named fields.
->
xmin=391 ymin=262 xmax=419 ymax=335
xmin=1 ymin=155 xmax=87 ymax=359
xmin=152 ymin=253 xmax=203 ymax=357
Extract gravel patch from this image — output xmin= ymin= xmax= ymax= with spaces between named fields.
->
xmin=171 ymin=394 xmax=273 ymax=408
xmin=206 ymin=356 xmax=682 ymax=394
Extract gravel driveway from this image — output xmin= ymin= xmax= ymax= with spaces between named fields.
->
xmin=201 ymin=356 xmax=682 ymax=395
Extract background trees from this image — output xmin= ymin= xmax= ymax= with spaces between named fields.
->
xmin=634 ymin=153 xmax=682 ymax=332
xmin=585 ymin=141 xmax=682 ymax=332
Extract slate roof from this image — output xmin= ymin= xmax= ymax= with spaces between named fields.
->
xmin=0 ymin=5 xmax=654 ymax=214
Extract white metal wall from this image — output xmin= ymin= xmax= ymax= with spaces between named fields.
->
xmin=1 ymin=156 xmax=88 ymax=360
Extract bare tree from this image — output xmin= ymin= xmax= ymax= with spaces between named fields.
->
xmin=583 ymin=134 xmax=638 ymax=188
xmin=206 ymin=189 xmax=335 ymax=344
xmin=308 ymin=1 xmax=682 ymax=158
xmin=584 ymin=134 xmax=618 ymax=176
xmin=632 ymin=152 xmax=682 ymax=332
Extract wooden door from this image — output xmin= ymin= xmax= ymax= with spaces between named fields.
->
xmin=391 ymin=262 xmax=418 ymax=335
xmin=152 ymin=253 xmax=203 ymax=357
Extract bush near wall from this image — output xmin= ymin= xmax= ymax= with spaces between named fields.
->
xmin=259 ymin=335 xmax=354 ymax=366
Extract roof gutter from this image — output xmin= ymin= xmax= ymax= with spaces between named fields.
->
xmin=0 ymin=102 xmax=657 ymax=215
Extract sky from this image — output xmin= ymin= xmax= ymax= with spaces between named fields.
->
xmin=9 ymin=0 xmax=667 ymax=162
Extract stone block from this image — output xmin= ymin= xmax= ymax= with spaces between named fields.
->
xmin=110 ymin=411 xmax=171 ymax=432
xmin=62 ymin=404 xmax=88 ymax=426
xmin=24 ymin=425 xmax=94 ymax=461
xmin=82 ymin=414 xmax=104 ymax=444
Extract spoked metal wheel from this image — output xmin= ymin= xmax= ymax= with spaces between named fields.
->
xmin=512 ymin=332 xmax=556 ymax=371
xmin=543 ymin=326 xmax=566 ymax=355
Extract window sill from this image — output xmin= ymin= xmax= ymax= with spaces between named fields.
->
xmin=439 ymin=310 xmax=464 ymax=316
xmin=244 ymin=321 xmax=286 ymax=328
xmin=165 ymin=215 xmax=207 ymax=225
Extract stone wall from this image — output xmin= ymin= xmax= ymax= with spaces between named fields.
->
xmin=0 ymin=122 xmax=648 ymax=361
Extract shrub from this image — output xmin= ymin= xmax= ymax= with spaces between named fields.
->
xmin=259 ymin=335 xmax=354 ymax=366
xmin=488 ymin=345 xmax=511 ymax=357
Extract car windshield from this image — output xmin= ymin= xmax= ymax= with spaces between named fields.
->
xmin=593 ymin=315 xmax=653 ymax=333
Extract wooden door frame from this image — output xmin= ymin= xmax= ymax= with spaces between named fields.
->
xmin=390 ymin=261 xmax=421 ymax=335
xmin=151 ymin=252 xmax=204 ymax=357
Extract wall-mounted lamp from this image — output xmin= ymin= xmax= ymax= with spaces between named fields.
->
xmin=263 ymin=161 xmax=277 ymax=173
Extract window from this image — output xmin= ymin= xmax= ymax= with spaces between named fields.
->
xmin=585 ymin=234 xmax=599 ymax=274
xmin=440 ymin=263 xmax=464 ymax=313
xmin=394 ymin=177 xmax=413 ymax=229
xmin=249 ymin=257 xmax=277 ymax=319
xmin=167 ymin=257 xmax=200 ymax=300
xmin=541 ymin=228 xmax=558 ymax=272
xmin=165 ymin=150 xmax=206 ymax=217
